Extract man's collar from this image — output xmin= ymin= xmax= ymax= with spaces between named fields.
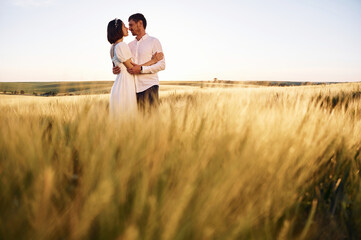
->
xmin=137 ymin=33 xmax=149 ymax=41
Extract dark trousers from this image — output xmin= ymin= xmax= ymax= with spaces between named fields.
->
xmin=136 ymin=85 xmax=159 ymax=113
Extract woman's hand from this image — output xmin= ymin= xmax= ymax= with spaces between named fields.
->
xmin=151 ymin=52 xmax=164 ymax=62
xmin=138 ymin=52 xmax=164 ymax=68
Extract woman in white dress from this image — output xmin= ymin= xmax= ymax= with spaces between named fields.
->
xmin=107 ymin=18 xmax=163 ymax=118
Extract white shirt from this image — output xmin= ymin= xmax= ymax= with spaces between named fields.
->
xmin=128 ymin=34 xmax=166 ymax=93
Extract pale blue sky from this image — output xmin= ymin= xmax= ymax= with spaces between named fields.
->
xmin=0 ymin=0 xmax=360 ymax=82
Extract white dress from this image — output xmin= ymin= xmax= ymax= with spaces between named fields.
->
xmin=109 ymin=42 xmax=137 ymax=118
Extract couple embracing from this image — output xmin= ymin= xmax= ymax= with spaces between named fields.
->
xmin=107 ymin=13 xmax=165 ymax=117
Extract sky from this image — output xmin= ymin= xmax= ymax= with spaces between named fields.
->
xmin=0 ymin=0 xmax=360 ymax=82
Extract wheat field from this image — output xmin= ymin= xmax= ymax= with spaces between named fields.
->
xmin=0 ymin=83 xmax=361 ymax=240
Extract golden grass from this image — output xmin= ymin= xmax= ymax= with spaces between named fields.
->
xmin=0 ymin=83 xmax=361 ymax=240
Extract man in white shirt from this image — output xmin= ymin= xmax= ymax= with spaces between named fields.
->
xmin=113 ymin=13 xmax=165 ymax=112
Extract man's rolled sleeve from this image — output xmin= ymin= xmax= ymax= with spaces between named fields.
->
xmin=141 ymin=38 xmax=166 ymax=74
xmin=142 ymin=59 xmax=165 ymax=74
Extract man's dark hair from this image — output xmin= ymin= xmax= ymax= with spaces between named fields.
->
xmin=107 ymin=19 xmax=124 ymax=44
xmin=128 ymin=13 xmax=147 ymax=29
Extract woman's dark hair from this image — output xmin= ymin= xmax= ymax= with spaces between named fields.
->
xmin=128 ymin=13 xmax=147 ymax=29
xmin=107 ymin=19 xmax=124 ymax=44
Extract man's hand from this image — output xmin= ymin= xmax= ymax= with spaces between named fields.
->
xmin=113 ymin=65 xmax=120 ymax=75
xmin=128 ymin=64 xmax=142 ymax=74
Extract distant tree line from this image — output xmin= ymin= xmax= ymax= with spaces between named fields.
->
xmin=0 ymin=90 xmax=26 ymax=94
xmin=0 ymin=90 xmax=57 ymax=96
xmin=41 ymin=91 xmax=58 ymax=96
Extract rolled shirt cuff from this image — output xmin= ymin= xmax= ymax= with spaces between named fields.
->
xmin=141 ymin=66 xmax=150 ymax=74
